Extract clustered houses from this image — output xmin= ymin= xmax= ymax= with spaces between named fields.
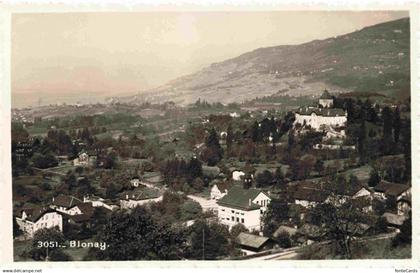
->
xmin=15 ymin=207 xmax=63 ymax=238
xmin=217 ymin=184 xmax=271 ymax=232
xmin=294 ymin=90 xmax=347 ymax=133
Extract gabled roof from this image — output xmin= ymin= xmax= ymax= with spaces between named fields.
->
xmin=296 ymin=107 xmax=346 ymax=117
xmin=213 ymin=180 xmax=234 ymax=193
xmin=273 ymin=225 xmax=298 ymax=237
xmin=320 ymin=90 xmax=334 ymax=100
xmin=52 ymin=195 xmax=83 ymax=208
xmin=382 ymin=212 xmax=406 ymax=226
xmin=121 ymin=187 xmax=160 ymax=201
xmin=374 ymin=181 xmax=410 ymax=197
xmin=217 ymin=185 xmax=267 ymax=211
xmin=235 ymin=232 xmax=271 ymax=249
xmin=20 ymin=206 xmax=57 ymax=222
xmin=293 ymin=188 xmax=328 ymax=203
xmin=77 ymin=202 xmax=94 ymax=216
xmin=327 ymin=183 xmax=371 ymax=197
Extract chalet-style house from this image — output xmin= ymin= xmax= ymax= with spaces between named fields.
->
xmin=373 ymin=181 xmax=411 ymax=201
xmin=15 ymin=207 xmax=63 ymax=238
xmin=210 ymin=180 xmax=233 ymax=200
xmin=294 ymin=90 xmax=347 ymax=132
xmin=293 ymin=188 xmax=328 ymax=208
xmin=50 ymin=195 xmax=83 ymax=215
xmin=235 ymin=232 xmax=276 ymax=255
xmin=217 ymin=185 xmax=271 ymax=231
xmin=325 ymin=183 xmax=372 ymax=205
xmin=120 ymin=187 xmax=162 ymax=209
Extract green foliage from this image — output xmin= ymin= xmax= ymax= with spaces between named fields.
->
xmin=188 ymin=220 xmax=230 ymax=260
xmin=30 ymin=228 xmax=70 ymax=261
xmin=92 ymin=207 xmax=186 ymax=260
xmin=31 ymin=153 xmax=58 ymax=169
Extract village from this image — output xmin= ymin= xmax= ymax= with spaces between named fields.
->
xmin=11 ymin=90 xmax=411 ymax=260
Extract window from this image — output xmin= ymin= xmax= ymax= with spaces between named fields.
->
xmin=221 ymin=209 xmax=225 ymax=212
xmin=231 ymin=216 xmax=234 ymax=221
xmin=236 ymin=217 xmax=239 ymax=222
xmin=241 ymin=218 xmax=244 ymax=223
xmin=231 ymin=210 xmax=234 ymax=213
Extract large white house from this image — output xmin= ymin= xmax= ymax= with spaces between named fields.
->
xmin=294 ymin=90 xmax=347 ymax=131
xmin=217 ymin=185 xmax=271 ymax=232
xmin=15 ymin=207 xmax=63 ymax=237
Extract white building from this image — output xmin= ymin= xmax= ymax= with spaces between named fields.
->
xmin=318 ymin=90 xmax=334 ymax=108
xmin=83 ymin=195 xmax=118 ymax=211
xmin=232 ymin=170 xmax=246 ymax=181
xmin=120 ymin=188 xmax=162 ymax=209
xmin=73 ymin=152 xmax=95 ymax=166
xmin=294 ymin=90 xmax=347 ymax=131
xmin=15 ymin=207 xmax=63 ymax=238
xmin=50 ymin=195 xmax=84 ymax=215
xmin=210 ymin=181 xmax=233 ymax=200
xmin=217 ymin=185 xmax=271 ymax=232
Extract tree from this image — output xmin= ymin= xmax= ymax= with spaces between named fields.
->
xmin=92 ymin=207 xmax=186 ymax=260
xmin=392 ymin=216 xmax=411 ymax=247
xmin=357 ymin=120 xmax=366 ymax=164
xmin=393 ymin=107 xmax=401 ymax=144
xmin=226 ymin=124 xmax=234 ymax=157
xmin=382 ymin=106 xmax=393 ymax=154
xmin=314 ymin=159 xmax=324 ymax=176
xmin=313 ymin=198 xmax=363 ymax=259
xmin=275 ymin=231 xmax=292 ymax=248
xmin=30 ymin=228 xmax=71 ymax=261
xmin=368 ymin=169 xmax=381 ymax=187
xmin=255 ymin=170 xmax=273 ymax=188
xmin=188 ymin=220 xmax=229 ymax=260
xmin=206 ymin=128 xmax=223 ymax=153
xmin=230 ymin=223 xmax=248 ymax=241
xmin=32 ymin=153 xmax=58 ymax=169
xmin=263 ymin=199 xmax=289 ymax=236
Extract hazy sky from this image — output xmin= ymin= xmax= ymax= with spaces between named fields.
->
xmin=12 ymin=11 xmax=408 ymax=96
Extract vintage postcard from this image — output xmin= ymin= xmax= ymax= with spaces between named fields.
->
xmin=0 ymin=0 xmax=419 ymax=271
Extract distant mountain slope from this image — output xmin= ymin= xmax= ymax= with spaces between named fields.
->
xmin=121 ymin=18 xmax=410 ymax=105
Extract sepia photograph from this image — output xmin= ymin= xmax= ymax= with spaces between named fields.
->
xmin=6 ymin=8 xmax=413 ymax=263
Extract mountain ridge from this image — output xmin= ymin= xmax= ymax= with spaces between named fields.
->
xmin=116 ymin=17 xmax=410 ymax=105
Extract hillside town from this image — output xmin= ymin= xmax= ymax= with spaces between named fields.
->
xmin=12 ymin=89 xmax=411 ymax=260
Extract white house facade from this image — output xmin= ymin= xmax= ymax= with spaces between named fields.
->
xmin=16 ymin=208 xmax=63 ymax=238
xmin=294 ymin=90 xmax=347 ymax=131
xmin=216 ymin=186 xmax=271 ymax=232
